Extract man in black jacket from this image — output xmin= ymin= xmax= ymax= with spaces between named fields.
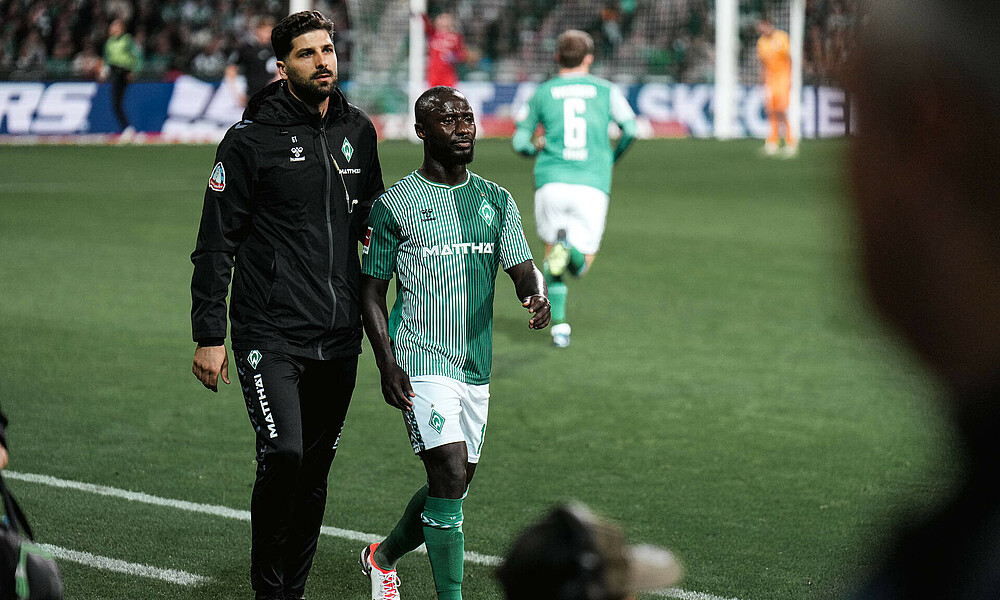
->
xmin=190 ymin=11 xmax=384 ymax=600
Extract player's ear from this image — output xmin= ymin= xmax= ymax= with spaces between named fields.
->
xmin=276 ymin=60 xmax=287 ymax=79
xmin=414 ymin=122 xmax=426 ymax=140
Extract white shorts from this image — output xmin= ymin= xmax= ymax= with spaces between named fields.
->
xmin=403 ymin=375 xmax=490 ymax=463
xmin=534 ymin=182 xmax=610 ymax=255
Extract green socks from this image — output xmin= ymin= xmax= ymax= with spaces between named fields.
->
xmin=375 ymin=484 xmax=428 ymax=569
xmin=566 ymin=243 xmax=587 ymax=276
xmin=548 ymin=280 xmax=567 ymax=324
xmin=422 ymin=496 xmax=465 ymax=600
xmin=376 ymin=489 xmax=466 ymax=599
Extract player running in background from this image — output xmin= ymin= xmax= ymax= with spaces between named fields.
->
xmin=513 ymin=29 xmax=636 ymax=348
xmin=360 ymin=86 xmax=550 ymax=600
xmin=756 ymin=18 xmax=797 ymax=157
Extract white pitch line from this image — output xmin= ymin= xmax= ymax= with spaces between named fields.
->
xmin=38 ymin=544 xmax=211 ymax=586
xmin=7 ymin=471 xmax=745 ymax=600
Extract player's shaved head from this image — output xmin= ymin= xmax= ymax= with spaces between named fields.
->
xmin=556 ymin=30 xmax=594 ymax=69
xmin=415 ymin=86 xmax=468 ymax=126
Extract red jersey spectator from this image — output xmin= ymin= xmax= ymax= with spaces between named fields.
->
xmin=425 ymin=12 xmax=466 ymax=87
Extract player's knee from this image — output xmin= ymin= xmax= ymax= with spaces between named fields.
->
xmin=425 ymin=455 xmax=468 ymax=497
xmin=264 ymin=445 xmax=304 ymax=472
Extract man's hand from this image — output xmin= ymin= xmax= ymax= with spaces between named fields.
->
xmin=532 ymin=134 xmax=546 ymax=152
xmin=193 ymin=345 xmax=230 ymax=392
xmin=380 ymin=363 xmax=415 ymax=410
xmin=0 ymin=445 xmax=7 ymax=470
xmin=523 ymin=294 xmax=551 ymax=329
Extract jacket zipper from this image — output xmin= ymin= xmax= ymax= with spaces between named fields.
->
xmin=318 ymin=123 xmax=337 ymax=357
xmin=328 ymin=153 xmax=354 ymax=215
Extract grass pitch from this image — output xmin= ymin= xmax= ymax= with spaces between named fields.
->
xmin=0 ymin=139 xmax=953 ymax=600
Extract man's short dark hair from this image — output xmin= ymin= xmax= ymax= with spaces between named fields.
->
xmin=271 ymin=11 xmax=335 ymax=61
xmin=556 ymin=30 xmax=594 ymax=69
xmin=415 ymin=86 xmax=466 ymax=126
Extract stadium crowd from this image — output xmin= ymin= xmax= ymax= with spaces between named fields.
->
xmin=0 ymin=0 xmax=853 ymax=84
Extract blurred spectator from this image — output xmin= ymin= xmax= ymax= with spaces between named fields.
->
xmin=496 ymin=503 xmax=683 ymax=600
xmin=16 ymin=29 xmax=46 ymax=72
xmin=0 ymin=0 xmax=855 ymax=85
xmin=46 ymin=31 xmax=76 ymax=78
xmin=72 ymin=40 xmax=102 ymax=80
xmin=844 ymin=0 xmax=1000 ymax=597
xmin=191 ymin=36 xmax=227 ymax=81
xmin=425 ymin=11 xmax=467 ymax=87
xmin=144 ymin=31 xmax=177 ymax=79
xmin=224 ymin=15 xmax=276 ymax=107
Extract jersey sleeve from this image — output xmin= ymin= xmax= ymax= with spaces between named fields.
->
xmin=498 ymin=191 xmax=533 ymax=270
xmin=190 ymin=129 xmax=257 ymax=344
xmin=610 ymin=85 xmax=636 ymax=126
xmin=361 ymin=198 xmax=402 ymax=280
xmin=610 ymin=85 xmax=638 ymax=162
xmin=512 ymin=91 xmax=541 ymax=156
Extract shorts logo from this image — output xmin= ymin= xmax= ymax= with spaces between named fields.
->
xmin=363 ymin=226 xmax=373 ymax=255
xmin=478 ymin=200 xmax=494 ymax=225
xmin=247 ymin=350 xmax=262 ymax=369
xmin=428 ymin=409 xmax=445 ymax=434
xmin=254 ymin=373 xmax=277 ymax=439
xmin=341 ymin=137 xmax=354 ymax=162
xmin=208 ymin=162 xmax=226 ymax=191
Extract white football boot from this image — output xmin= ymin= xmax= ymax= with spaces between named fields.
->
xmin=360 ymin=543 xmax=401 ymax=600
xmin=551 ymin=322 xmax=571 ymax=348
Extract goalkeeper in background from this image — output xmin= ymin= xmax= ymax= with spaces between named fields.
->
xmin=756 ymin=18 xmax=797 ymax=157
xmin=513 ymin=30 xmax=636 ymax=348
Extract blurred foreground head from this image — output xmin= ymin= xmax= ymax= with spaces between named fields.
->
xmin=845 ymin=0 xmax=1000 ymax=412
xmin=496 ymin=503 xmax=682 ymax=600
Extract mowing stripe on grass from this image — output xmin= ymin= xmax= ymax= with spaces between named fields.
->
xmin=39 ymin=544 xmax=211 ymax=586
xmin=6 ymin=471 xmax=745 ymax=600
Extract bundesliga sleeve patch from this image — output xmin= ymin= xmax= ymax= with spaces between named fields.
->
xmin=363 ymin=226 xmax=373 ymax=255
xmin=208 ymin=162 xmax=226 ymax=192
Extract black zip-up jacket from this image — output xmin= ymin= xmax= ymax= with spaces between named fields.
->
xmin=191 ymin=81 xmax=384 ymax=360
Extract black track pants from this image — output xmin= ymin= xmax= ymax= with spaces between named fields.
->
xmin=235 ymin=349 xmax=358 ymax=599
xmin=109 ymin=65 xmax=130 ymax=130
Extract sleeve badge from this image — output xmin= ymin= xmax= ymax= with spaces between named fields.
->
xmin=208 ymin=162 xmax=226 ymax=192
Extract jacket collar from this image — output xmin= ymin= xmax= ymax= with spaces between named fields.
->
xmin=244 ymin=80 xmax=351 ymax=127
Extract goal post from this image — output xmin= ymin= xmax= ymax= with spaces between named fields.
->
xmin=713 ymin=0 xmax=739 ymax=139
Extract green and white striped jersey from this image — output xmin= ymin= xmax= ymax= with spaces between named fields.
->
xmin=362 ymin=170 xmax=533 ymax=385
xmin=515 ymin=73 xmax=636 ymax=194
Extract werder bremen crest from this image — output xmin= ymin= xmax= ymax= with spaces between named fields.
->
xmin=341 ymin=137 xmax=354 ymax=162
xmin=479 ymin=199 xmax=495 ymax=225
xmin=428 ymin=409 xmax=445 ymax=434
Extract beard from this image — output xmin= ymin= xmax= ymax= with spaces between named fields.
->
xmin=286 ymin=67 xmax=336 ymax=106
xmin=453 ymin=144 xmax=475 ymax=165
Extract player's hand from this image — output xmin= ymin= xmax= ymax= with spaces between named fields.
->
xmin=523 ymin=295 xmax=551 ymax=329
xmin=193 ymin=345 xmax=230 ymax=393
xmin=532 ymin=135 xmax=546 ymax=152
xmin=0 ymin=445 xmax=8 ymax=470
xmin=380 ymin=364 xmax=415 ymax=410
